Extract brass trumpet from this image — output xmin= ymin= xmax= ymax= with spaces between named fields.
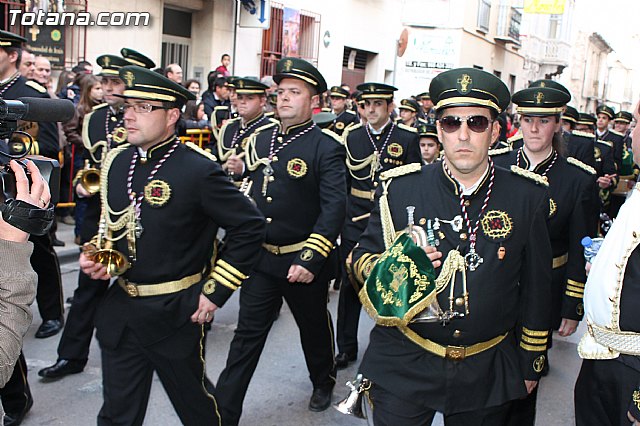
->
xmin=75 ymin=160 xmax=101 ymax=195
xmin=334 ymin=374 xmax=371 ymax=419
xmin=82 ymin=221 xmax=131 ymax=276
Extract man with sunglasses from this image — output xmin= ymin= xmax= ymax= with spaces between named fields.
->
xmin=349 ymin=68 xmax=553 ymax=425
xmin=77 ymin=65 xmax=265 ymax=425
xmin=38 ymin=51 xmax=155 ymax=381
xmin=327 ymin=85 xmax=359 ymax=136
xmin=336 ymin=82 xmax=421 ymax=370
xmin=493 ymin=85 xmax=598 ymax=426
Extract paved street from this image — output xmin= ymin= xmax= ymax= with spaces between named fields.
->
xmin=19 ymin=223 xmax=581 ymax=425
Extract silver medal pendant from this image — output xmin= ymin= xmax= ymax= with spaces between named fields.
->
xmin=263 ymin=163 xmax=274 ymax=176
xmin=135 ymin=218 xmax=144 ymax=238
xmin=464 ymin=249 xmax=483 ymax=271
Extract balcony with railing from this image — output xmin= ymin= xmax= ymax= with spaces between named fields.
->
xmin=524 ymin=34 xmax=571 ymax=66
xmin=495 ymin=5 xmax=521 ymax=44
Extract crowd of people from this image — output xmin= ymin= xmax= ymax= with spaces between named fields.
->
xmin=1 ymin=26 xmax=639 ymax=426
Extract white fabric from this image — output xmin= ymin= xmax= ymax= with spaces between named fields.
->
xmin=579 ymin=183 xmax=640 ymax=359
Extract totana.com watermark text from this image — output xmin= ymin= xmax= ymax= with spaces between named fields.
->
xmin=9 ymin=9 xmax=150 ymax=26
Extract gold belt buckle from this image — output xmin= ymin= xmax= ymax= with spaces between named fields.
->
xmin=446 ymin=345 xmax=466 ymax=360
xmin=125 ymin=282 xmax=139 ymax=297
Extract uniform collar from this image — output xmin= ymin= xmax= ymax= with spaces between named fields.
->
xmin=0 ymin=71 xmax=20 ymax=86
xmin=282 ymin=119 xmax=314 ymax=135
xmin=368 ymin=119 xmax=392 ymax=135
xmin=519 ymin=147 xmax=555 ymax=172
xmin=242 ymin=113 xmax=265 ymax=128
xmin=439 ymin=160 xmax=491 ymax=197
xmin=139 ymin=136 xmax=177 ymax=160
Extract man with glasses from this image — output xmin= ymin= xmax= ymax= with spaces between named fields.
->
xmin=77 ymin=65 xmax=265 ymax=425
xmin=38 ymin=51 xmax=155 ymax=381
xmin=336 ymin=82 xmax=421 ymax=370
xmin=327 ymin=86 xmax=358 ymax=136
xmin=348 ymin=68 xmax=552 ymax=425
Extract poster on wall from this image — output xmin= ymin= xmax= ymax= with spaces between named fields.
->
xmin=282 ymin=7 xmax=300 ymax=57
xmin=394 ymin=28 xmax=461 ymax=101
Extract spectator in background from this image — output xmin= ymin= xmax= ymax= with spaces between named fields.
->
xmin=72 ymin=60 xmax=92 ymax=75
xmin=182 ymin=101 xmax=210 ymax=130
xmin=56 ymin=70 xmax=77 ymax=100
xmin=62 ymin=75 xmax=103 ymax=240
xmin=34 ymin=56 xmax=51 ymax=86
xmin=202 ymin=75 xmax=230 ymax=119
xmin=184 ymin=79 xmax=202 ymax=102
xmin=18 ymin=48 xmax=35 ymax=80
xmin=164 ymin=63 xmax=183 ymax=84
xmin=215 ymin=53 xmax=231 ymax=77
xmin=260 ymin=75 xmax=277 ymax=113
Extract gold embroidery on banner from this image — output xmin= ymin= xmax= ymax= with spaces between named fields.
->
xmin=633 ymin=390 xmax=640 ymax=411
xmin=481 ymin=210 xmax=513 ymax=239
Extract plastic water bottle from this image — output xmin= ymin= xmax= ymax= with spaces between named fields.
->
xmin=582 ymin=236 xmax=604 ymax=263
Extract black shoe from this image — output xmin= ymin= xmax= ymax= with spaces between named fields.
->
xmin=52 ymin=238 xmax=65 ymax=247
xmin=4 ymin=394 xmax=33 ymax=426
xmin=38 ymin=359 xmax=85 ymax=379
xmin=308 ymin=387 xmax=333 ymax=412
xmin=35 ymin=318 xmax=64 ymax=338
xmin=335 ymin=352 xmax=357 ymax=370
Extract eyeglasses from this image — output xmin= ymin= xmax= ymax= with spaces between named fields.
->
xmin=122 ymin=103 xmax=167 ymax=114
xmin=440 ymin=115 xmax=493 ymax=133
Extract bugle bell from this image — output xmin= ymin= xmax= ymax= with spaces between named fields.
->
xmin=82 ymin=236 xmax=131 ymax=277
xmin=333 ymin=373 xmax=370 ymax=419
xmin=76 ymin=160 xmax=101 ymax=195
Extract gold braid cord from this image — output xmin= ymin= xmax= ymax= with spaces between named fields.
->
xmin=434 ymin=249 xmax=466 ymax=294
xmin=245 ymin=123 xmax=278 ymax=172
xmin=343 ymin=124 xmax=379 ymax=180
xmin=216 ymin=118 xmax=239 ymax=163
xmin=379 ymin=180 xmax=397 ymax=250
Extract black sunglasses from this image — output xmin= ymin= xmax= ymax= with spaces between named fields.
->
xmin=440 ymin=115 xmax=493 ymax=133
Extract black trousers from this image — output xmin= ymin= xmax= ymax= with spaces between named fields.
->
xmin=369 ymin=383 xmax=512 ymax=426
xmin=57 ymin=271 xmax=109 ymax=362
xmin=336 ymin=236 xmax=362 ymax=356
xmin=216 ymin=270 xmax=336 ymax=426
xmin=0 ymin=353 xmax=31 ymax=414
xmin=97 ymin=325 xmax=220 ymax=426
xmin=30 ymin=233 xmax=64 ymax=321
xmin=504 ymin=385 xmax=537 ymax=426
xmin=574 ymin=358 xmax=640 ymax=426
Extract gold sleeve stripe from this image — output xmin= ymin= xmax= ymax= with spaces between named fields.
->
xmin=304 ymin=242 xmax=330 ymax=258
xmin=353 ymin=254 xmax=372 ymax=280
xmin=356 ymin=253 xmax=380 ymax=282
xmin=522 ymin=335 xmax=548 ymax=345
xmin=309 ymin=233 xmax=333 ymax=249
xmin=567 ymin=279 xmax=585 ymax=288
xmin=306 ymin=236 xmax=333 ymax=252
xmin=567 ymin=284 xmax=584 ymax=294
xmin=566 ymin=290 xmax=584 ymax=298
xmin=522 ymin=327 xmax=549 ymax=337
xmin=520 ymin=342 xmax=547 ymax=352
xmin=213 ymin=266 xmax=243 ymax=286
xmin=217 ymin=259 xmax=247 ymax=280
xmin=211 ymin=272 xmax=239 ymax=291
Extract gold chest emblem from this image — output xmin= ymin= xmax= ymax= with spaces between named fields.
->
xmin=111 ymin=127 xmax=128 ymax=143
xmin=144 ymin=179 xmax=171 ymax=207
xmin=287 ymin=158 xmax=308 ymax=178
xmin=481 ymin=210 xmax=513 ymax=239
xmin=335 ymin=121 xmax=345 ymax=130
xmin=549 ymin=198 xmax=557 ymax=218
xmin=387 ymin=143 xmax=403 ymax=158
xmin=594 ymin=146 xmax=601 ymax=160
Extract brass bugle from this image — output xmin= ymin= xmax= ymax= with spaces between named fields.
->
xmin=77 ymin=160 xmax=100 ymax=195
xmin=334 ymin=374 xmax=370 ymax=419
xmin=81 ymin=238 xmax=131 ymax=277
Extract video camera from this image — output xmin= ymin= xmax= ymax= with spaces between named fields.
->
xmin=0 ymin=97 xmax=75 ymax=204
xmin=0 ymin=97 xmax=75 ymax=235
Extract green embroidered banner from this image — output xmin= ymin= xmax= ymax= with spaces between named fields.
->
xmin=360 ymin=232 xmax=438 ymax=326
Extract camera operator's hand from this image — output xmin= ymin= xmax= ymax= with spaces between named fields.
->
xmin=79 ymin=252 xmax=111 ymax=281
xmin=0 ymin=160 xmax=51 ymax=243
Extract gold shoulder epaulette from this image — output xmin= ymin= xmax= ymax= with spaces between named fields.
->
xmin=488 ymin=146 xmax=512 ymax=156
xmin=397 ymin=123 xmax=418 ymax=133
xmin=321 ymin=128 xmax=343 ymax=145
xmin=185 ymin=141 xmax=218 ymax=162
xmin=380 ymin=163 xmax=422 ymax=181
xmin=345 ymin=109 xmax=356 ymax=115
xmin=213 ymin=105 xmax=229 ymax=111
xmin=508 ymin=133 xmax=523 ymax=143
xmin=321 ymin=107 xmax=331 ymax=113
xmin=567 ymin=157 xmax=596 ymax=175
xmin=342 ymin=123 xmax=361 ymax=142
xmin=572 ymin=130 xmax=595 ymax=138
xmin=510 ymin=165 xmax=549 ymax=187
xmin=25 ymin=80 xmax=46 ymax=93
xmin=267 ymin=117 xmax=280 ymax=124
xmin=92 ymin=102 xmax=108 ymax=111
xmin=264 ymin=111 xmax=275 ymax=118
xmin=596 ymin=139 xmax=613 ymax=148
xmin=610 ymin=129 xmax=625 ymax=137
